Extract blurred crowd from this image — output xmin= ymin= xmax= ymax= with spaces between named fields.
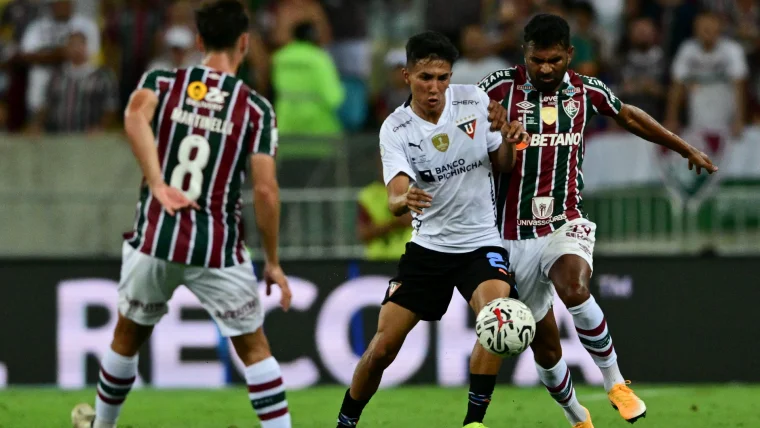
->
xmin=0 ymin=0 xmax=758 ymax=137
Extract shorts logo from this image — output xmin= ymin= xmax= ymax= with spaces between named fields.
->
xmin=431 ymin=133 xmax=450 ymax=152
xmin=531 ymin=196 xmax=554 ymax=220
xmin=388 ymin=281 xmax=402 ymax=296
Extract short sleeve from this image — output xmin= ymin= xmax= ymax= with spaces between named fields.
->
xmin=379 ymin=124 xmax=415 ymax=186
xmin=726 ymin=41 xmax=749 ymax=80
xmin=248 ymin=93 xmax=278 ymax=157
xmin=135 ymin=69 xmax=174 ymax=94
xmin=476 ymin=87 xmax=503 ymax=152
xmin=20 ymin=21 xmax=42 ymax=53
xmin=670 ymin=42 xmax=692 ymax=82
xmin=477 ymin=67 xmax=516 ymax=103
xmin=583 ymin=75 xmax=622 ymax=117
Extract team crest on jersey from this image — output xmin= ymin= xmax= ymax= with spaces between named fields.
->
xmin=562 ymin=99 xmax=580 ymax=120
xmin=531 ymin=197 xmax=555 ymax=220
xmin=432 ymin=133 xmax=450 ymax=152
xmin=457 ymin=116 xmax=477 ymax=139
xmin=389 ymin=281 xmax=402 ymax=296
xmin=541 ymin=106 xmax=557 ymax=125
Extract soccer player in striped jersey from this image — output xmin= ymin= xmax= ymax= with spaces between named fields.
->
xmin=478 ymin=14 xmax=717 ymax=427
xmin=70 ymin=2 xmax=292 ymax=428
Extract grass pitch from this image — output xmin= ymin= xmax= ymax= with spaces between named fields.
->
xmin=1 ymin=385 xmax=757 ymax=427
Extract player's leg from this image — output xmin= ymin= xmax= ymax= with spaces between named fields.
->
xmin=73 ymin=243 xmax=178 ymax=428
xmin=544 ymin=219 xmax=646 ymax=422
xmin=531 ymin=307 xmax=593 ymax=427
xmin=336 ymin=301 xmax=421 ymax=427
xmin=456 ymin=246 xmax=515 ymax=427
xmin=186 ymin=260 xmax=291 ymax=427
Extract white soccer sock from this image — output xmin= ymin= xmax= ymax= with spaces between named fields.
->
xmin=94 ymin=349 xmax=137 ymax=427
xmin=246 ymin=356 xmax=291 ymax=427
xmin=568 ymin=295 xmax=625 ymax=391
xmin=536 ymin=360 xmax=588 ymax=425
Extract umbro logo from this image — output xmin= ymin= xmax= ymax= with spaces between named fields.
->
xmin=408 ymin=141 xmax=422 ymax=150
xmin=516 ymin=101 xmax=535 ymax=110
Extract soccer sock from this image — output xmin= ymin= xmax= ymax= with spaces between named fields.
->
xmin=568 ymin=295 xmax=625 ymax=391
xmin=336 ymin=388 xmax=369 ymax=427
xmin=245 ymin=356 xmax=291 ymax=427
xmin=536 ymin=360 xmax=588 ymax=425
xmin=94 ymin=349 xmax=137 ymax=427
xmin=462 ymin=373 xmax=496 ymax=425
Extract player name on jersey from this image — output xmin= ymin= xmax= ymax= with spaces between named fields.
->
xmin=478 ymin=65 xmax=622 ymax=241
xmin=124 ymin=66 xmax=277 ymax=268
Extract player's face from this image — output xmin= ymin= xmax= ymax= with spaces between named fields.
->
xmin=403 ymin=58 xmax=452 ymax=117
xmin=524 ymin=42 xmax=573 ymax=93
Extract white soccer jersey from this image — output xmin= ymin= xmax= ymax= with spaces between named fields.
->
xmin=379 ymin=84 xmax=504 ymax=253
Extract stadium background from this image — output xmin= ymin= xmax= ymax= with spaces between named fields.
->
xmin=0 ymin=0 xmax=759 ymax=425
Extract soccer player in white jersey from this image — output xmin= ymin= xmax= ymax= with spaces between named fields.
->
xmin=70 ymin=2 xmax=293 ymax=428
xmin=335 ymin=31 xmax=529 ymax=428
xmin=478 ymin=14 xmax=718 ymax=427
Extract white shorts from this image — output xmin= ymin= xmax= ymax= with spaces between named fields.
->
xmin=118 ymin=242 xmax=264 ymax=337
xmin=503 ymin=218 xmax=596 ymax=322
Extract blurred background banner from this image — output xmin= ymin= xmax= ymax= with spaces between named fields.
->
xmin=1 ymin=0 xmax=760 ymax=390
xmin=0 ymin=257 xmax=758 ymax=388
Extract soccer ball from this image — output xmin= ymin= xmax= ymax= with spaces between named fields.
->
xmin=475 ymin=298 xmax=536 ymax=357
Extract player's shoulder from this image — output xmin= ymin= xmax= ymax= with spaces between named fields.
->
xmin=380 ymin=103 xmax=414 ymax=137
xmin=576 ymin=71 xmax=614 ymax=93
xmin=246 ymin=86 xmax=275 ymax=115
xmin=476 ymin=66 xmax=522 ymax=92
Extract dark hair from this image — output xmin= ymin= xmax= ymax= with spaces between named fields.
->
xmin=195 ymin=0 xmax=249 ymax=52
xmin=293 ymin=21 xmax=318 ymax=43
xmin=405 ymin=31 xmax=459 ymax=67
xmin=524 ymin=14 xmax=571 ymax=49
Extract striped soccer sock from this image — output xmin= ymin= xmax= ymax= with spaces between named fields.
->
xmin=568 ymin=295 xmax=625 ymax=391
xmin=246 ymin=357 xmax=291 ymax=427
xmin=463 ymin=373 xmax=496 ymax=425
xmin=94 ymin=349 xmax=137 ymax=426
xmin=536 ymin=360 xmax=588 ymax=425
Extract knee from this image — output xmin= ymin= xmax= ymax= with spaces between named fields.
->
xmin=531 ymin=336 xmax=563 ymax=369
xmin=232 ymin=330 xmax=272 ymax=366
xmin=556 ymin=281 xmax=590 ymax=307
xmin=365 ymin=334 xmax=401 ymax=371
xmin=111 ymin=316 xmax=153 ymax=356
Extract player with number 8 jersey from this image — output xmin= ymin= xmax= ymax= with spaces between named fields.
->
xmin=123 ymin=65 xmax=276 ymax=268
xmin=70 ymin=3 xmax=293 ymax=428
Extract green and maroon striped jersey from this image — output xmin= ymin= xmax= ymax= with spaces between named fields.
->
xmin=478 ymin=65 xmax=622 ymax=240
xmin=123 ymin=66 xmax=277 ymax=268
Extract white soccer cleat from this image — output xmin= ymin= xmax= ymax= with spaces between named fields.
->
xmin=70 ymin=403 xmax=95 ymax=428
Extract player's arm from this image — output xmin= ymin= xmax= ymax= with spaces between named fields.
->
xmin=481 ymin=90 xmax=521 ymax=172
xmin=250 ymin=154 xmax=280 ymax=265
xmin=124 ymin=88 xmax=163 ymax=188
xmin=387 ymin=174 xmax=431 ymax=216
xmin=614 ymin=103 xmax=717 ymax=174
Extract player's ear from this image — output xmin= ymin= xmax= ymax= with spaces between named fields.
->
xmin=196 ymin=34 xmax=204 ymax=52
xmin=567 ymin=45 xmax=575 ymax=63
xmin=402 ymin=67 xmax=410 ymax=85
xmin=239 ymin=32 xmax=250 ymax=56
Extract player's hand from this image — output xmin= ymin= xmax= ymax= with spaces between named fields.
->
xmin=501 ymin=120 xmax=530 ymax=149
xmin=151 ymin=182 xmax=200 ymax=216
xmin=263 ymin=263 xmax=292 ymax=312
xmin=487 ymin=99 xmax=507 ymax=132
xmin=405 ymin=186 xmax=432 ymax=215
xmin=685 ymin=148 xmax=718 ymax=175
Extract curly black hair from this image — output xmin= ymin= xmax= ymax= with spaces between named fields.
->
xmin=405 ymin=31 xmax=459 ymax=67
xmin=524 ymin=14 xmax=571 ymax=49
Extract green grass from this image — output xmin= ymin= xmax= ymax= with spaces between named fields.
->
xmin=1 ymin=385 xmax=759 ymax=427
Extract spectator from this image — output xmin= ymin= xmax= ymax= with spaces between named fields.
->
xmin=147 ymin=25 xmax=199 ymax=71
xmin=0 ymin=0 xmax=41 ymax=131
xmin=271 ymin=21 xmax=344 ymax=136
xmin=265 ymin=0 xmax=331 ymax=49
xmin=18 ymin=0 xmax=100 ymax=118
xmin=356 ymin=153 xmax=412 ymax=261
xmin=28 ymin=31 xmax=118 ymax=134
xmin=618 ymin=17 xmax=666 ymax=121
xmin=569 ymin=1 xmax=601 ymax=76
xmin=665 ymin=11 xmax=748 ymax=137
xmin=451 ymin=25 xmax=510 ymax=85
xmin=105 ymin=0 xmax=162 ymax=111
xmin=374 ymin=48 xmax=409 ymax=123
